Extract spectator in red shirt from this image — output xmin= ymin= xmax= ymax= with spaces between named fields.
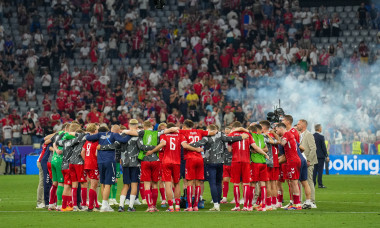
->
xmin=38 ymin=111 xmax=50 ymax=128
xmin=86 ymin=106 xmax=100 ymax=123
xmin=283 ymin=9 xmax=293 ymax=30
xmin=204 ymin=111 xmax=216 ymax=126
xmin=17 ymin=84 xmax=27 ymax=104
xmin=118 ymin=110 xmax=129 ymax=125
xmin=55 ymin=94 xmax=66 ymax=114
xmin=220 ymin=49 xmax=231 ymax=75
xmin=159 ymin=45 xmax=170 ymax=64
xmin=212 ymin=91 xmax=222 ymax=104
xmin=42 ymin=94 xmax=52 ymax=112
xmin=50 ymin=109 xmax=61 ymax=127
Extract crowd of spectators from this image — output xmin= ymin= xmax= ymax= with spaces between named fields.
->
xmin=0 ymin=0 xmax=379 ymax=155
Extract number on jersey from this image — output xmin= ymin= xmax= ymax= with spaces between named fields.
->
xmin=170 ymin=137 xmax=176 ymax=150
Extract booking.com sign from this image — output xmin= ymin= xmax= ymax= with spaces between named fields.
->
xmin=325 ymin=155 xmax=380 ymax=175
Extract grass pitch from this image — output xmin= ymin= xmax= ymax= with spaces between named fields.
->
xmin=0 ymin=175 xmax=379 ymax=227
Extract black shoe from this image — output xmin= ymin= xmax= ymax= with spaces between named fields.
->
xmin=118 ymin=206 xmax=124 ymax=212
xmin=87 ymin=209 xmax=93 ymax=212
xmin=318 ymin=185 xmax=327 ymax=188
xmin=302 ymin=204 xmax=312 ymax=209
xmin=127 ymin=207 xmax=136 ymax=212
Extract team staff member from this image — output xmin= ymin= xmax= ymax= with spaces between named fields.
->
xmin=297 ymin=119 xmax=317 ymax=208
xmin=313 ymin=124 xmax=329 ymax=190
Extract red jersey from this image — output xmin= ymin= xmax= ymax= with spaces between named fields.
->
xmin=83 ymin=141 xmax=99 ymax=170
xmin=282 ymin=131 xmax=300 ymax=164
xmin=160 ymin=133 xmax=187 ymax=165
xmin=17 ymin=88 xmax=26 ymax=98
xmin=179 ymin=129 xmax=208 ymax=160
xmin=228 ymin=131 xmax=254 ymax=163
xmin=269 ymin=133 xmax=279 ymax=167
xmin=87 ymin=111 xmax=100 ymax=123
xmin=56 ymin=97 xmax=67 ymax=111
xmin=42 ymin=99 xmax=51 ymax=111
xmin=204 ymin=116 xmax=215 ymax=126
xmin=289 ymin=127 xmax=300 ymax=143
xmin=167 ymin=114 xmax=184 ymax=124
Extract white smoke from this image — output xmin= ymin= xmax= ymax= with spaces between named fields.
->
xmin=237 ymin=59 xmax=380 ymax=133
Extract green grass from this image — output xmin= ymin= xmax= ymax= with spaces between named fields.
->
xmin=0 ymin=175 xmax=379 ymax=227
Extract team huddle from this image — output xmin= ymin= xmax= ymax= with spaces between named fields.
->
xmin=37 ymin=114 xmax=314 ymax=212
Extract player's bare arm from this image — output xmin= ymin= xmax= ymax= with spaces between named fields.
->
xmin=278 ymin=155 xmax=286 ymax=164
xmin=163 ymin=127 xmax=179 ymax=134
xmin=251 ymin=143 xmax=269 ymax=159
xmin=81 ymin=148 xmax=85 ymax=160
xmin=299 ymin=145 xmax=305 ymax=152
xmin=146 ymin=140 xmax=166 ymax=156
xmin=231 ymin=127 xmax=249 ymax=133
xmin=122 ymin=129 xmax=139 ymax=136
xmin=43 ymin=133 xmax=55 ymax=141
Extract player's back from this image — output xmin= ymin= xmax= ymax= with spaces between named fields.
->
xmin=283 ymin=131 xmax=300 ymax=164
xmin=161 ymin=133 xmax=186 ymax=165
xmin=290 ymin=128 xmax=300 ymax=143
xmin=179 ymin=129 xmax=207 ymax=160
xmin=228 ymin=131 xmax=253 ymax=163
xmin=83 ymin=140 xmax=99 ymax=170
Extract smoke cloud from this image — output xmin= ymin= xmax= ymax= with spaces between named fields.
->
xmin=238 ymin=59 xmax=380 ymax=133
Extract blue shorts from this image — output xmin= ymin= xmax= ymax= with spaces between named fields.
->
xmin=299 ymin=161 xmax=308 ymax=182
xmin=180 ymin=160 xmax=186 ymax=179
xmin=98 ymin=162 xmax=116 ymax=185
xmin=123 ymin=167 xmax=140 ymax=184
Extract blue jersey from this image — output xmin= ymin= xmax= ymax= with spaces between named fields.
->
xmin=296 ymin=142 xmax=307 ymax=165
xmin=86 ymin=132 xmax=131 ymax=163
xmin=4 ymin=147 xmax=14 ymax=162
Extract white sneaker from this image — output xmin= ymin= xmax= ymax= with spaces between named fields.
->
xmin=281 ymin=202 xmax=292 ymax=209
xmin=81 ymin=206 xmax=88 ymax=211
xmin=311 ymin=203 xmax=317 ymax=209
xmin=109 ymin=199 xmax=114 ymax=206
xmin=210 ymin=200 xmax=214 ymax=204
xmin=209 ymin=207 xmax=220 ymax=211
xmin=36 ymin=203 xmax=45 ymax=209
xmin=72 ymin=206 xmax=79 ymax=211
xmin=230 ymin=199 xmax=236 ymax=204
xmin=276 ymin=202 xmax=282 ymax=208
xmin=97 ymin=201 xmax=102 ymax=206
xmin=100 ymin=206 xmax=114 ymax=212
xmin=161 ymin=200 xmax=167 ymax=205
xmin=141 ymin=199 xmax=147 ymax=205
xmin=135 ymin=199 xmax=142 ymax=205
xmin=271 ymin=205 xmax=277 ymax=210
xmin=125 ymin=199 xmax=130 ymax=205
xmin=239 ymin=199 xmax=244 ymax=205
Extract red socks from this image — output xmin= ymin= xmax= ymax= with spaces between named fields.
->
xmin=260 ymin=186 xmax=267 ymax=208
xmin=233 ymin=185 xmax=240 ymax=208
xmin=293 ymin=194 xmax=300 ymax=205
xmin=49 ymin=185 xmax=57 ymax=204
xmin=145 ymin=189 xmax=152 ymax=207
xmin=277 ymin=193 xmax=283 ymax=203
xmin=187 ymin=186 xmax=193 ymax=208
xmin=194 ymin=186 xmax=201 ymax=208
xmin=81 ymin=188 xmax=87 ymax=206
xmin=248 ymin=186 xmax=255 ymax=207
xmin=159 ymin=187 xmax=166 ymax=201
xmin=272 ymin=196 xmax=277 ymax=205
xmin=168 ymin=200 xmax=173 ymax=207
xmin=62 ymin=195 xmax=68 ymax=209
xmin=89 ymin=189 xmax=96 ymax=209
xmin=152 ymin=188 xmax=158 ymax=207
xmin=71 ymin=188 xmax=78 ymax=206
xmin=243 ymin=185 xmax=250 ymax=208
xmin=140 ymin=185 xmax=145 ymax=200
xmin=175 ymin=198 xmax=180 ymax=206
xmin=266 ymin=197 xmax=271 ymax=207
xmin=222 ymin=182 xmax=229 ymax=198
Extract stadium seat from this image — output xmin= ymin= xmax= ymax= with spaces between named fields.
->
xmin=348 ymin=24 xmax=356 ymax=30
xmin=327 ymin=7 xmax=335 ymax=13
xmin=336 ymin=6 xmax=344 ymax=12
xmin=329 ymin=37 xmax=337 ymax=43
xmin=353 ymin=5 xmax=360 ymax=11
xmin=344 ymin=6 xmax=353 ymax=12
xmin=339 ymin=11 xmax=347 ymax=18
xmin=321 ymin=37 xmax=328 ymax=43
xmin=343 ymin=30 xmax=351 ymax=37
xmin=364 ymin=36 xmax=373 ymax=43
